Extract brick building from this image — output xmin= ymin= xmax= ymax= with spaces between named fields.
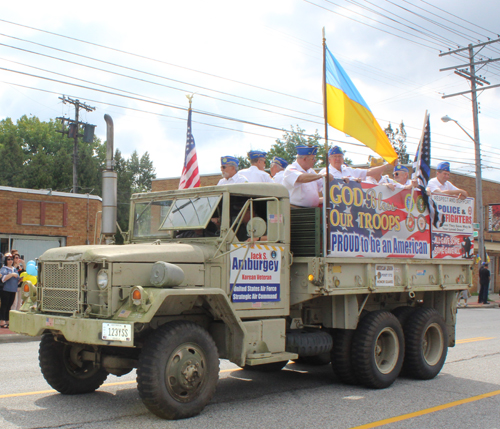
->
xmin=0 ymin=186 xmax=102 ymax=262
xmin=153 ymin=166 xmax=500 ymax=294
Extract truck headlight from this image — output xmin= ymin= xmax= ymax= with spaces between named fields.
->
xmin=97 ymin=270 xmax=109 ymax=290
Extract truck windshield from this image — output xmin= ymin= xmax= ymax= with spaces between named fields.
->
xmin=131 ymin=195 xmax=222 ymax=240
xmin=160 ymin=195 xmax=222 ymax=230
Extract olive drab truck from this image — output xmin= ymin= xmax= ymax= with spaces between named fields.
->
xmin=10 ymin=115 xmax=473 ymax=420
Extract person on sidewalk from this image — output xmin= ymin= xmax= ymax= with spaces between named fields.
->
xmin=0 ymin=253 xmax=22 ymax=328
xmin=478 ymin=262 xmax=491 ymax=304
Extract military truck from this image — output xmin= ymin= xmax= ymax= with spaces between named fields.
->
xmin=11 ymin=117 xmax=472 ymax=420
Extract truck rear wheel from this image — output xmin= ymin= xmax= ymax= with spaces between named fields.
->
xmin=331 ymin=329 xmax=358 ymax=385
xmin=38 ymin=334 xmax=108 ymax=394
xmin=403 ymin=308 xmax=447 ymax=380
xmin=352 ymin=311 xmax=404 ymax=389
xmin=137 ymin=321 xmax=219 ymax=420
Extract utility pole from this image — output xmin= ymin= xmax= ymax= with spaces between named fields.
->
xmin=57 ymin=96 xmax=96 ymax=193
xmin=439 ymin=38 xmax=500 ymax=263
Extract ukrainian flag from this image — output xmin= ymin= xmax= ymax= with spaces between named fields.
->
xmin=325 ymin=46 xmax=398 ymax=163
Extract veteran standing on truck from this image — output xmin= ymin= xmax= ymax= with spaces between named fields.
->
xmin=426 ymin=161 xmax=468 ymax=200
xmin=319 ymin=145 xmax=393 ymax=181
xmin=239 ymin=150 xmax=273 ymax=183
xmin=283 ymin=146 xmax=330 ymax=207
xmin=217 ymin=156 xmax=249 ymax=185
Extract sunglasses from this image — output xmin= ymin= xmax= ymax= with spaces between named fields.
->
xmin=14 ymin=255 xmax=20 ymax=258
xmin=6 ymin=258 xmax=13 ymax=261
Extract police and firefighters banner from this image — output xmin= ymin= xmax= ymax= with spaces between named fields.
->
xmin=230 ymin=244 xmax=282 ymax=302
xmin=430 ymin=195 xmax=474 ymax=259
xmin=328 ymin=180 xmax=431 ymax=258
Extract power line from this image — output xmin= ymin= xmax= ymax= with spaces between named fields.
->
xmin=0 ymin=19 xmax=321 ymax=105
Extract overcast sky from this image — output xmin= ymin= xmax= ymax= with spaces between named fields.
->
xmin=1 ymin=0 xmax=499 ymax=182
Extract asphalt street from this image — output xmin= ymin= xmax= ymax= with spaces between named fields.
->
xmin=0 ymin=308 xmax=499 ymax=429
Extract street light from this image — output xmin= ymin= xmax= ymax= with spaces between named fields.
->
xmin=441 ymin=115 xmax=485 ymax=262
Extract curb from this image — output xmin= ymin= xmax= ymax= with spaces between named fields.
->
xmin=0 ymin=333 xmax=41 ymax=344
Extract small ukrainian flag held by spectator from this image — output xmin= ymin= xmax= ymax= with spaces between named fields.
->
xmin=324 ymin=46 xmax=398 ymax=164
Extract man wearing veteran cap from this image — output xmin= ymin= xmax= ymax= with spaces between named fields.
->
xmin=319 ymin=145 xmax=393 ymax=182
xmin=283 ymin=146 xmax=332 ymax=207
xmin=270 ymin=156 xmax=288 ymax=185
xmin=239 ymin=150 xmax=273 ymax=183
xmin=426 ymin=161 xmax=468 ymax=200
xmin=217 ymin=156 xmax=249 ymax=185
xmin=385 ymin=164 xmax=416 ymax=190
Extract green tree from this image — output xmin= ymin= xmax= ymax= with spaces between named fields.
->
xmin=0 ymin=114 xmax=156 ymax=244
xmin=235 ymin=156 xmax=250 ymax=170
xmin=384 ymin=121 xmax=409 ymax=164
xmin=0 ymin=128 xmax=25 ymax=187
xmin=128 ymin=151 xmax=156 ymax=193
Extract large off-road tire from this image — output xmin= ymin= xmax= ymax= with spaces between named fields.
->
xmin=331 ymin=329 xmax=358 ymax=385
xmin=392 ymin=306 xmax=415 ymax=327
xmin=287 ymin=330 xmax=333 ymax=365
xmin=38 ymin=334 xmax=108 ymax=394
xmin=352 ymin=311 xmax=404 ymax=389
xmin=403 ymin=308 xmax=448 ymax=380
xmin=243 ymin=361 xmax=289 ymax=372
xmin=137 ymin=321 xmax=219 ymax=420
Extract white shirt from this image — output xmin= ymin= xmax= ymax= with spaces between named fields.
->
xmin=273 ymin=170 xmax=285 ymax=185
xmin=319 ymin=164 xmax=367 ymax=180
xmin=388 ymin=178 xmax=412 ymax=188
xmin=365 ymin=175 xmax=391 ymax=185
xmin=217 ymin=173 xmax=249 ymax=186
xmin=426 ymin=177 xmax=459 ymax=193
xmin=283 ymin=161 xmax=323 ymax=207
xmin=239 ymin=165 xmax=273 ymax=183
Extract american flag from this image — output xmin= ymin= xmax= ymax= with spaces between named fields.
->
xmin=413 ymin=113 xmax=441 ymax=227
xmin=179 ymin=109 xmax=200 ymax=189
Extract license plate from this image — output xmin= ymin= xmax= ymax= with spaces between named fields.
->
xmin=102 ymin=323 xmax=132 ymax=342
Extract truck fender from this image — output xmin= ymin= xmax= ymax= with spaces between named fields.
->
xmin=131 ymin=288 xmax=247 ymax=367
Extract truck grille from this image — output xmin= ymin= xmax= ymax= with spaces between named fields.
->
xmin=40 ymin=262 xmax=81 ymax=313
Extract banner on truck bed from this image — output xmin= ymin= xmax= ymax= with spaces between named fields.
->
xmin=430 ymin=195 xmax=474 ymax=259
xmin=230 ymin=244 xmax=282 ymax=303
xmin=328 ymin=180 xmax=431 ymax=258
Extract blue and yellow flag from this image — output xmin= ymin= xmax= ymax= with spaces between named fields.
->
xmin=325 ymin=46 xmax=398 ymax=163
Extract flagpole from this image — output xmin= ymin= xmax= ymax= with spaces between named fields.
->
xmin=186 ymin=93 xmax=194 ymax=111
xmin=322 ymin=28 xmax=330 ymax=258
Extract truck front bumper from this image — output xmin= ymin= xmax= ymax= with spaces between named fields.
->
xmin=9 ymin=311 xmax=135 ymax=348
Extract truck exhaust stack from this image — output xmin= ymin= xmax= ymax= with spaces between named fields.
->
xmin=101 ymin=114 xmax=117 ymax=243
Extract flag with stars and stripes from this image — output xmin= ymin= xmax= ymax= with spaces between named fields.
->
xmin=413 ymin=113 xmax=441 ymax=228
xmin=179 ymin=109 xmax=200 ymax=189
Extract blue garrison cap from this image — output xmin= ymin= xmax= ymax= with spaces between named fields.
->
xmin=437 ymin=161 xmax=450 ymax=172
xmin=271 ymin=156 xmax=288 ymax=169
xmin=296 ymin=146 xmax=318 ymax=156
xmin=221 ymin=156 xmax=239 ymax=167
xmin=394 ymin=165 xmax=409 ymax=173
xmin=328 ymin=146 xmax=343 ymax=156
xmin=248 ymin=150 xmax=267 ymax=160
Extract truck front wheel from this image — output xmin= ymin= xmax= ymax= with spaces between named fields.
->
xmin=38 ymin=334 xmax=108 ymax=394
xmin=352 ymin=311 xmax=404 ymax=389
xmin=403 ymin=308 xmax=447 ymax=380
xmin=137 ymin=321 xmax=219 ymax=420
